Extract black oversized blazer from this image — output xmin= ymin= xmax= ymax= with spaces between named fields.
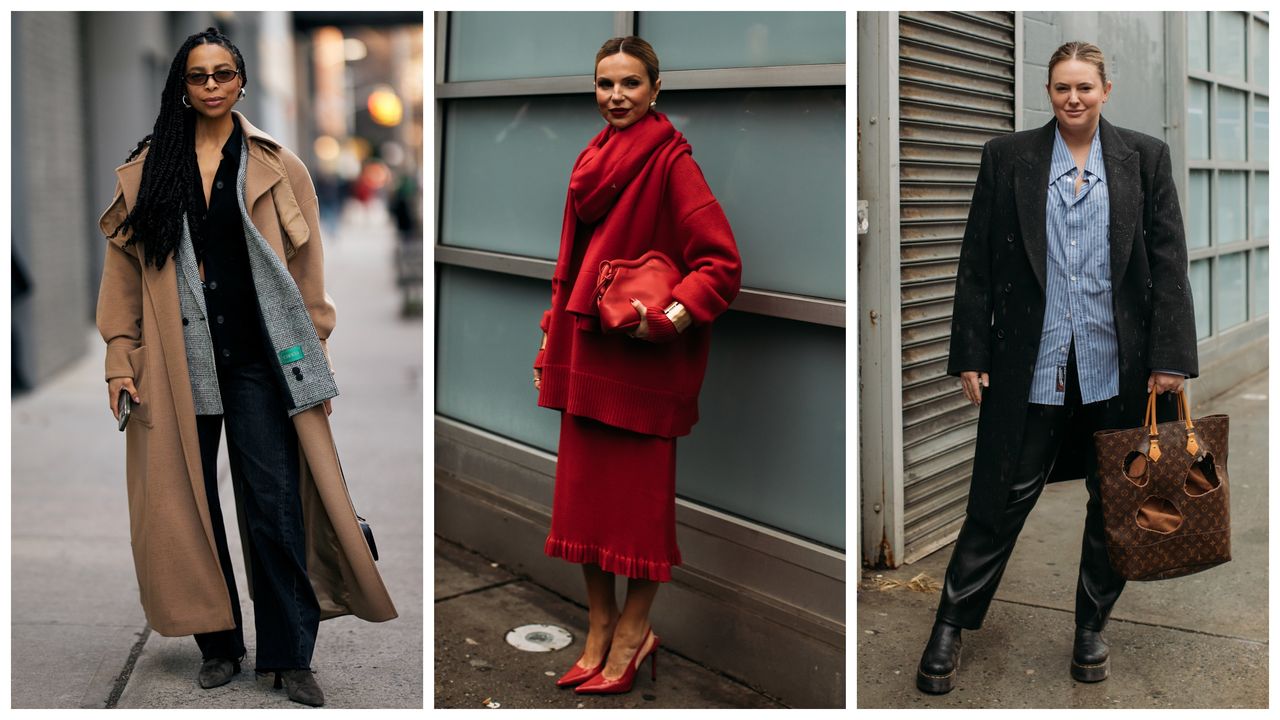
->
xmin=948 ymin=116 xmax=1199 ymax=527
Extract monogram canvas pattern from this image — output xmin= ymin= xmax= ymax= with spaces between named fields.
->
xmin=1093 ymin=412 xmax=1231 ymax=581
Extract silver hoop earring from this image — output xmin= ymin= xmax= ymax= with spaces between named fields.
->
xmin=182 ymin=95 xmax=191 ymax=108
xmin=649 ymin=100 xmax=657 ymax=108
xmin=239 ymin=88 xmax=246 ymax=99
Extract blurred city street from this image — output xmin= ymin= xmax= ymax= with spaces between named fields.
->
xmin=11 ymin=207 xmax=423 ymax=709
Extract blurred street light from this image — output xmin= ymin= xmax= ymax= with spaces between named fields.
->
xmin=367 ymin=85 xmax=403 ymax=127
xmin=344 ymin=37 xmax=367 ymax=62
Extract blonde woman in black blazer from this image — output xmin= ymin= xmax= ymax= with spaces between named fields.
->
xmin=916 ymin=42 xmax=1198 ymax=694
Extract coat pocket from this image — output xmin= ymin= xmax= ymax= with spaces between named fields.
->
xmin=125 ymin=346 xmax=153 ymax=428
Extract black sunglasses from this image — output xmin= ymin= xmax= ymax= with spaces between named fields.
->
xmin=185 ymin=69 xmax=240 ymax=86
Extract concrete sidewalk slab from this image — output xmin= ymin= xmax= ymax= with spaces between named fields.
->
xmin=435 ymin=537 xmax=786 ymax=709
xmin=857 ymin=371 xmax=1269 ymax=708
xmin=11 ymin=328 xmax=146 ymax=708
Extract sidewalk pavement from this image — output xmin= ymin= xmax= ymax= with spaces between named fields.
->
xmin=434 ymin=536 xmax=787 ymax=709
xmin=12 ymin=206 xmax=423 ymax=709
xmin=857 ymin=370 xmax=1268 ymax=708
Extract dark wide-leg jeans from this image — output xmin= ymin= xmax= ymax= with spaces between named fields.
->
xmin=936 ymin=347 xmax=1127 ymax=632
xmin=194 ymin=359 xmax=320 ymax=671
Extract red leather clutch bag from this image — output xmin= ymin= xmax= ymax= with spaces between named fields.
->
xmin=594 ymin=250 xmax=681 ymax=333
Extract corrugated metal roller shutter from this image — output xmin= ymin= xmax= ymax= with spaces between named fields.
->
xmin=898 ymin=11 xmax=1015 ymax=563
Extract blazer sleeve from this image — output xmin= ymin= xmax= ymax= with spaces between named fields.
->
xmin=667 ymin=155 xmax=742 ymax=326
xmin=1145 ymin=141 xmax=1199 ymax=378
xmin=280 ymin=149 xmax=338 ymax=375
xmin=95 ymin=182 xmax=143 ymax=381
xmin=947 ymin=140 xmax=998 ymax=377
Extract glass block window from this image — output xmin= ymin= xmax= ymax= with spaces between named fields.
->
xmin=1189 ymin=12 xmax=1209 ymax=73
xmin=1188 ymin=170 xmax=1211 ymax=249
xmin=1212 ymin=11 xmax=1247 ymax=81
xmin=1251 ymin=172 xmax=1268 ymax=240
xmin=638 ymin=12 xmax=845 ymax=70
xmin=1252 ymin=95 xmax=1268 ymax=162
xmin=1187 ymin=12 xmax=1267 ymax=343
xmin=1187 ymin=80 xmax=1210 ymax=160
xmin=1216 ymin=172 xmax=1247 ymax=246
xmin=446 ymin=12 xmax=613 ymax=82
xmin=1217 ymin=252 xmax=1247 ymax=329
xmin=1190 ymin=259 xmax=1212 ymax=340
xmin=1252 ymin=19 xmax=1269 ymax=87
xmin=1252 ymin=248 xmax=1268 ymax=318
xmin=1215 ymin=87 xmax=1247 ymax=160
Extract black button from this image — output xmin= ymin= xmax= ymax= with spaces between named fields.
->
xmin=996 ymin=329 xmax=1005 ymax=339
xmin=208 ymin=281 xmax=218 ymax=290
xmin=215 ymin=180 xmax=224 ymax=190
xmin=1146 ymin=279 xmax=1153 ymax=288
xmin=221 ymin=349 xmax=231 ymax=358
xmin=216 ymin=315 xmax=225 ymax=325
xmin=181 ymin=317 xmax=189 ymax=326
xmin=292 ymin=367 xmax=302 ymax=376
xmin=1004 ymin=282 xmax=1012 ymax=293
xmin=202 ymin=214 xmax=208 ymax=222
xmin=294 ymin=371 xmax=304 ymax=380
xmin=1006 ymin=233 xmax=1014 ymax=244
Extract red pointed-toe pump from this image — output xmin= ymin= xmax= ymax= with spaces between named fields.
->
xmin=574 ymin=629 xmax=659 ymax=695
xmin=556 ymin=647 xmax=609 ymax=688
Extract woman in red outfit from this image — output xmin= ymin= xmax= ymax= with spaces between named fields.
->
xmin=532 ymin=36 xmax=741 ymax=695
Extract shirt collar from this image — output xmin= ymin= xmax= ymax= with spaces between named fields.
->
xmin=220 ymin=115 xmax=244 ymax=160
xmin=1049 ymin=125 xmax=1107 ymax=185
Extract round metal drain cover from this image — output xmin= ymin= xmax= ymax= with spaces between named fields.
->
xmin=505 ymin=624 xmax=573 ymax=652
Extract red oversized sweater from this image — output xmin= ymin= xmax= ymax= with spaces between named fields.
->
xmin=536 ymin=131 xmax=741 ymax=438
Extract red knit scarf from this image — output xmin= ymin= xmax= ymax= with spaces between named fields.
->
xmin=554 ymin=112 xmax=691 ymax=321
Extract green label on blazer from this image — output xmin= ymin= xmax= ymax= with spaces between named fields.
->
xmin=278 ymin=345 xmax=304 ymax=364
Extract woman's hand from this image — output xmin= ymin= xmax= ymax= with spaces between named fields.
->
xmin=108 ymin=377 xmax=140 ymax=421
xmin=533 ymin=332 xmax=547 ymax=390
xmin=628 ymin=299 xmax=679 ymax=343
xmin=960 ymin=371 xmax=989 ymax=406
xmin=628 ymin=299 xmax=651 ymax=340
xmin=1147 ymin=371 xmax=1184 ymax=395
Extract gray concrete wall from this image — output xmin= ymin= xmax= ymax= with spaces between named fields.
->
xmin=13 ymin=12 xmax=93 ymax=388
xmin=84 ymin=12 xmax=172 ymax=305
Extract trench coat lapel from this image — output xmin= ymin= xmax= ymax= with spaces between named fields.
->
xmin=1013 ymin=119 xmax=1056 ymax=291
xmin=1098 ymin=116 xmax=1140 ymax=291
xmin=245 ymin=153 xmax=282 ymax=219
xmin=235 ymin=112 xmax=289 ymax=259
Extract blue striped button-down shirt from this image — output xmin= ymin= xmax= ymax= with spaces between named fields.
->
xmin=1029 ymin=128 xmax=1119 ymax=405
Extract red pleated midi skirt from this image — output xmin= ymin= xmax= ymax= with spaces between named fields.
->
xmin=544 ymin=412 xmax=682 ymax=582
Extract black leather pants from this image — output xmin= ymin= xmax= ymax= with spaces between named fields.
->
xmin=936 ymin=349 xmax=1126 ymax=632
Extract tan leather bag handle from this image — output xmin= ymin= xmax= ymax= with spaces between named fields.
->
xmin=1143 ymin=386 xmax=1200 ymax=462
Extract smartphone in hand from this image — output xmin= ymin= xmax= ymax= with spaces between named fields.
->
xmin=117 ymin=388 xmax=132 ymax=432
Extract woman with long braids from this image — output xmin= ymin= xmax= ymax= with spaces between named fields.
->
xmin=96 ymin=27 xmax=396 ymax=706
xmin=533 ymin=36 xmax=741 ymax=695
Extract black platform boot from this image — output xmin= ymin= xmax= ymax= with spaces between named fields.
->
xmin=1070 ymin=626 xmax=1110 ymax=682
xmin=916 ymin=621 xmax=963 ymax=694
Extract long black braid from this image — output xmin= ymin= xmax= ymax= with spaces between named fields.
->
xmin=110 ymin=27 xmax=249 ymax=269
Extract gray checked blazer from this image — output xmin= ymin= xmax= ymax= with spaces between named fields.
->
xmin=176 ymin=139 xmax=339 ymax=416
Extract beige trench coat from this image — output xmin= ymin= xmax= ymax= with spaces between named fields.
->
xmin=95 ymin=112 xmax=397 ymax=636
